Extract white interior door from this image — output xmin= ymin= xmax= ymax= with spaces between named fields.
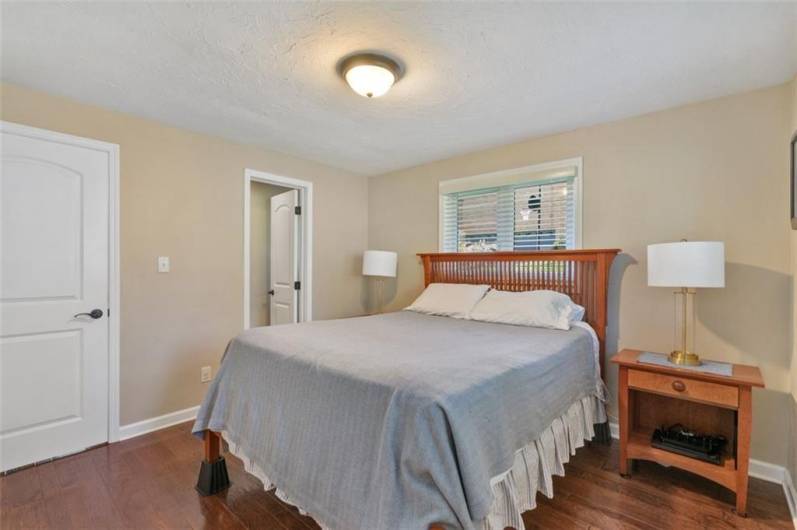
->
xmin=1 ymin=124 xmax=112 ymax=472
xmin=269 ymin=190 xmax=299 ymax=325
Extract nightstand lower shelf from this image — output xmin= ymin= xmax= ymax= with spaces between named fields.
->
xmin=626 ymin=431 xmax=737 ymax=491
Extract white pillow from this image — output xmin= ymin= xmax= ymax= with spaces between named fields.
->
xmin=570 ymin=303 xmax=586 ymax=322
xmin=405 ymin=283 xmax=491 ymax=319
xmin=469 ymin=289 xmax=582 ymax=330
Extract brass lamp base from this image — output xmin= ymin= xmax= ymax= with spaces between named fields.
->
xmin=669 ymin=350 xmax=701 ymax=366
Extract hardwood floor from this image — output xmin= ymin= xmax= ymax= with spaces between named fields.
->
xmin=1 ymin=421 xmax=792 ymax=529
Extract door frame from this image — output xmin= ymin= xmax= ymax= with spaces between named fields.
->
xmin=0 ymin=120 xmax=122 ymax=443
xmin=243 ymin=168 xmax=313 ymax=328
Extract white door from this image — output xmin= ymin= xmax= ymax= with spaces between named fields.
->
xmin=269 ymin=190 xmax=299 ymax=325
xmin=1 ymin=124 xmax=113 ymax=472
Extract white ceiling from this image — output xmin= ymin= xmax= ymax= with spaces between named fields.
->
xmin=2 ymin=2 xmax=795 ymax=176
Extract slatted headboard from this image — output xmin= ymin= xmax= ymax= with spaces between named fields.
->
xmin=417 ymin=249 xmax=620 ymax=374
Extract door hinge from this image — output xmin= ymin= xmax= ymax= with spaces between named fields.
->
xmin=294 ymin=281 xmax=301 ymax=290
xmin=294 ymin=206 xmax=302 ymax=215
xmin=107 ymin=308 xmax=110 ymax=317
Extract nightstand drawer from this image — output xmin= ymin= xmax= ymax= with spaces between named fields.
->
xmin=627 ymin=369 xmax=738 ymax=408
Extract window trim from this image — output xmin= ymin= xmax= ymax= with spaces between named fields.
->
xmin=437 ymin=157 xmax=583 ymax=252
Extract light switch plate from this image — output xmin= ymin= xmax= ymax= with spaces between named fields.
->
xmin=158 ymin=256 xmax=170 ymax=273
xmin=201 ymin=365 xmax=212 ymax=383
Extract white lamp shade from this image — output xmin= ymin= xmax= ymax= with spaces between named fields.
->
xmin=363 ymin=250 xmax=397 ymax=278
xmin=647 ymin=241 xmax=725 ymax=288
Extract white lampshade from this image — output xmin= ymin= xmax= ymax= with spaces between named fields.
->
xmin=362 ymin=250 xmax=397 ymax=278
xmin=647 ymin=241 xmax=725 ymax=288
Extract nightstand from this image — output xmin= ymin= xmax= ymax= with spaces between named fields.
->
xmin=610 ymin=349 xmax=764 ymax=516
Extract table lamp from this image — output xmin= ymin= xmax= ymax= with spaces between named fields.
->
xmin=363 ymin=250 xmax=397 ymax=314
xmin=647 ymin=241 xmax=725 ymax=366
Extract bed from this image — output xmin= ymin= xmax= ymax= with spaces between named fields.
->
xmin=193 ymin=249 xmax=619 ymax=530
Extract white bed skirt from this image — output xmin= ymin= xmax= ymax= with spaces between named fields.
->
xmin=482 ymin=394 xmax=606 ymax=530
xmin=221 ymin=394 xmax=606 ymax=530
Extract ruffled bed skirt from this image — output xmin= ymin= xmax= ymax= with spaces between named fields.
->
xmin=221 ymin=394 xmax=606 ymax=530
xmin=482 ymin=394 xmax=606 ymax=530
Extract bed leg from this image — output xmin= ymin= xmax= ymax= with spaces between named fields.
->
xmin=196 ymin=430 xmax=230 ymax=496
xmin=593 ymin=421 xmax=612 ymax=445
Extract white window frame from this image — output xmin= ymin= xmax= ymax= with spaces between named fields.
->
xmin=438 ymin=157 xmax=583 ymax=252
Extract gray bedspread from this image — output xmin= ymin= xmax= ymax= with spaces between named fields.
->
xmin=193 ymin=311 xmax=599 ymax=530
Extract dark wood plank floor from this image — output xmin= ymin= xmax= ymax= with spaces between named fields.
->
xmin=1 ymin=421 xmax=792 ymax=529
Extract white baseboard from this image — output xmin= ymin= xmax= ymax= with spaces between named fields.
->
xmin=608 ymin=422 xmax=797 ymax=528
xmin=748 ymin=458 xmax=788 ymax=484
xmin=784 ymin=468 xmax=797 ymax=529
xmin=118 ymin=405 xmax=199 ymax=441
xmin=609 ymin=421 xmax=619 ymax=440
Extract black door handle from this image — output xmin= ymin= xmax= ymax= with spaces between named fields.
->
xmin=267 ymin=290 xmax=275 ymax=296
xmin=74 ymin=309 xmax=103 ymax=319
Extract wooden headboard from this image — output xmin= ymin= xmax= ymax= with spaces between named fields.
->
xmin=417 ymin=249 xmax=620 ymax=372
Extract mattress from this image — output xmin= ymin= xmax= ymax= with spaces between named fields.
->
xmin=193 ymin=311 xmax=604 ymax=529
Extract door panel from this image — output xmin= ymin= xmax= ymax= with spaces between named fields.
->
xmin=269 ymin=190 xmax=298 ymax=325
xmin=1 ymin=331 xmax=83 ymax=433
xmin=1 ymin=160 xmax=82 ymax=301
xmin=1 ymin=126 xmax=111 ymax=471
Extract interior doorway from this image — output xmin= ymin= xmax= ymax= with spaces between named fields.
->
xmin=243 ymin=169 xmax=313 ymax=329
xmin=249 ymin=181 xmax=292 ymax=326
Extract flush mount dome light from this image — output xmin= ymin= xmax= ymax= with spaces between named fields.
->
xmin=340 ymin=53 xmax=402 ymax=98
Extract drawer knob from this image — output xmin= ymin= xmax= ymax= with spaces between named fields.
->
xmin=672 ymin=380 xmax=686 ymax=392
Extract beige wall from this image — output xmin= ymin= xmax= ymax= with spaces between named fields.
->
xmin=0 ymin=82 xmax=369 ymax=425
xmin=249 ymin=181 xmax=291 ymax=327
xmin=369 ymin=83 xmax=793 ymax=466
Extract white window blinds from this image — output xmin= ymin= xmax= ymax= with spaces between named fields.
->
xmin=441 ymin=176 xmax=577 ymax=252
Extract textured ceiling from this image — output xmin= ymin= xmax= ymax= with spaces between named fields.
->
xmin=2 ymin=2 xmax=795 ymax=176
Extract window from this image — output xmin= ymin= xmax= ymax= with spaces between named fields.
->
xmin=439 ymin=159 xmax=581 ymax=252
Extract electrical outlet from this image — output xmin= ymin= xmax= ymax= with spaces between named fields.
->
xmin=201 ymin=365 xmax=212 ymax=383
xmin=158 ymin=256 xmax=170 ymax=273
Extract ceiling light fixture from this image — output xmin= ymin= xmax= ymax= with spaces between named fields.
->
xmin=340 ymin=53 xmax=402 ymax=98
